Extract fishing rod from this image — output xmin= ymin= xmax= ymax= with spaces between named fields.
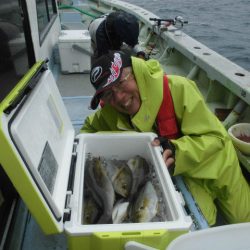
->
xmin=149 ymin=16 xmax=188 ymax=28
xmin=149 ymin=18 xmax=175 ymax=27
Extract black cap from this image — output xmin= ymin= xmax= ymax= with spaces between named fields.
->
xmin=90 ymin=51 xmax=132 ymax=109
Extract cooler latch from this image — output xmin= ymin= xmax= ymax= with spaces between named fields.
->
xmin=63 ymin=190 xmax=72 ymax=222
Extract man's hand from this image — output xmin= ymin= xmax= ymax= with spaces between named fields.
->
xmin=151 ymin=137 xmax=175 ymax=167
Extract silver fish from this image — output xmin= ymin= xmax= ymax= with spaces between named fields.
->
xmin=105 ymin=159 xmax=133 ymax=198
xmin=131 ymin=181 xmax=158 ymax=223
xmin=127 ymin=155 xmax=150 ymax=198
xmin=112 ymin=199 xmax=129 ymax=224
xmin=84 ymin=157 xmax=115 ymax=224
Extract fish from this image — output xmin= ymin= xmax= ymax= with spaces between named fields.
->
xmin=127 ymin=155 xmax=150 ymax=199
xmin=84 ymin=157 xmax=115 ymax=224
xmin=82 ymin=195 xmax=101 ymax=224
xmin=105 ymin=159 xmax=133 ymax=198
xmin=130 ymin=181 xmax=158 ymax=223
xmin=112 ymin=199 xmax=129 ymax=224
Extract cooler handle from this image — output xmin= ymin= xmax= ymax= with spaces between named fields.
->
xmin=71 ymin=44 xmax=92 ymax=56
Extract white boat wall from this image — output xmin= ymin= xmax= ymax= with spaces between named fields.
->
xmin=0 ymin=0 xmax=249 ymax=249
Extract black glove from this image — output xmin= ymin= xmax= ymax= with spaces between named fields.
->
xmin=156 ymin=136 xmax=175 ymax=156
xmin=136 ymin=51 xmax=149 ymax=60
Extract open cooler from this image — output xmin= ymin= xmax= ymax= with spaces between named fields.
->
xmin=0 ymin=61 xmax=192 ymax=250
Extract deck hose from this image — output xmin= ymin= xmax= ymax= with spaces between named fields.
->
xmin=58 ymin=4 xmax=98 ymax=19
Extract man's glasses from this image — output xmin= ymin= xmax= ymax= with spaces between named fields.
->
xmin=101 ymin=71 xmax=134 ymax=103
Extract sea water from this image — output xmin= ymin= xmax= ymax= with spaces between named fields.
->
xmin=124 ymin=0 xmax=250 ymax=71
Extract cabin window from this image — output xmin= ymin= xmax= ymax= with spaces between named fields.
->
xmin=36 ymin=0 xmax=57 ymax=44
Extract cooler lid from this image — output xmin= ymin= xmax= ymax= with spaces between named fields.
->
xmin=0 ymin=61 xmax=75 ymax=234
xmin=58 ymin=30 xmax=90 ymax=43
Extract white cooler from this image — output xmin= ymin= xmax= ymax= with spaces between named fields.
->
xmin=58 ymin=30 xmax=91 ymax=73
xmin=0 ymin=61 xmax=192 ymax=250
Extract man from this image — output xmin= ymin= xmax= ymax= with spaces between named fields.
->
xmin=81 ymin=50 xmax=250 ymax=225
xmin=88 ymin=10 xmax=145 ymax=60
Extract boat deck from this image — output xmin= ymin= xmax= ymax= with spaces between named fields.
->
xmin=55 ymin=67 xmax=95 ymax=133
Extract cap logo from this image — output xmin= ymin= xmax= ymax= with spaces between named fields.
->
xmin=91 ymin=66 xmax=102 ymax=83
xmin=103 ymin=53 xmax=122 ymax=88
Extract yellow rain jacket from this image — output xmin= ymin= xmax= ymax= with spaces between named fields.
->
xmin=81 ymin=57 xmax=250 ymax=225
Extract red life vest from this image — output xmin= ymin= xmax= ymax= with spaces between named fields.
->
xmin=156 ymin=75 xmax=179 ymax=139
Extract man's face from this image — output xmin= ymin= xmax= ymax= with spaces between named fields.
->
xmin=101 ymin=67 xmax=141 ymax=116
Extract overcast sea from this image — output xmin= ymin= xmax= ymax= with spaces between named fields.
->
xmin=123 ymin=0 xmax=250 ymax=71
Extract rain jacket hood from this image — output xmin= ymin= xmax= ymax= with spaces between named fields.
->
xmin=130 ymin=56 xmax=163 ymax=131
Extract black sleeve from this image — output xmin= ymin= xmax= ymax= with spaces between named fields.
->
xmin=95 ymin=21 xmax=113 ymax=56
